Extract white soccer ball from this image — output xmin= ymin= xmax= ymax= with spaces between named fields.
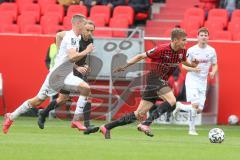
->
xmin=208 ymin=128 xmax=224 ymax=143
xmin=228 ymin=115 xmax=239 ymax=125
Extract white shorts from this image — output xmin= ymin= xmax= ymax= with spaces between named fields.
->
xmin=185 ymin=85 xmax=206 ymax=110
xmin=37 ymin=71 xmax=84 ymax=100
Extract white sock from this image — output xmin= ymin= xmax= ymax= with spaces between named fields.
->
xmin=189 ymin=110 xmax=196 ymax=131
xmin=72 ymin=96 xmax=87 ymax=121
xmin=10 ymin=101 xmax=32 ymax=120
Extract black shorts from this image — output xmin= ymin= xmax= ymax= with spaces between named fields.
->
xmin=141 ymin=75 xmax=170 ymax=103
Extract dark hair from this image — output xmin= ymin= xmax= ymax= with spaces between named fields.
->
xmin=86 ymin=20 xmax=95 ymax=28
xmin=198 ymin=27 xmax=209 ymax=35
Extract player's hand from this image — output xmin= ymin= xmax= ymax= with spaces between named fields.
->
xmin=209 ymin=71 xmax=215 ymax=79
xmin=193 ymin=67 xmax=201 ymax=73
xmin=113 ymin=66 xmax=126 ymax=73
xmin=86 ymin=43 xmax=94 ymax=54
xmin=76 ymin=66 xmax=89 ymax=75
xmin=191 ymin=58 xmax=199 ymax=67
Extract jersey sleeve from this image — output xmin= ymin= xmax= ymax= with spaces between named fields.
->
xmin=186 ymin=48 xmax=193 ymax=62
xmin=211 ymin=48 xmax=217 ymax=64
xmin=146 ymin=46 xmax=162 ymax=59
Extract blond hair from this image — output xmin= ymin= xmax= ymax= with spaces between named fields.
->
xmin=171 ymin=28 xmax=187 ymax=41
xmin=71 ymin=14 xmax=86 ymax=24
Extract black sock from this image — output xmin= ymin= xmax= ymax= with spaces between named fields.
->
xmin=142 ymin=101 xmax=172 ymax=126
xmin=83 ymin=102 xmax=91 ymax=127
xmin=105 ymin=112 xmax=137 ymax=130
xmin=149 ymin=104 xmax=158 ymax=115
xmin=40 ymin=100 xmax=58 ymax=118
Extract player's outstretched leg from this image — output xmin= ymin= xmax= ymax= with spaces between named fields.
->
xmin=99 ymin=112 xmax=137 ymax=139
xmin=139 ymin=102 xmax=175 ymax=137
xmin=2 ymin=113 xmax=14 ymax=134
xmin=2 ymin=100 xmax=33 ymax=134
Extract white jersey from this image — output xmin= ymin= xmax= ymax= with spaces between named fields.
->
xmin=185 ymin=44 xmax=217 ymax=88
xmin=36 ymin=30 xmax=82 ymax=100
xmin=51 ymin=30 xmax=81 ymax=72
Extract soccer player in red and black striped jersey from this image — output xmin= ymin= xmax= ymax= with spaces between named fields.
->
xmin=99 ymin=28 xmax=199 ymax=139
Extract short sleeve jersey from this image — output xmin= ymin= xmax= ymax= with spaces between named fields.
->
xmin=146 ymin=43 xmax=186 ymax=81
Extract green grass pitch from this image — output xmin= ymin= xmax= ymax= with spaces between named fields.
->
xmin=0 ymin=117 xmax=239 ymax=160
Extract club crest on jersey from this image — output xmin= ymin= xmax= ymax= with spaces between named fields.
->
xmin=71 ymin=38 xmax=77 ymax=45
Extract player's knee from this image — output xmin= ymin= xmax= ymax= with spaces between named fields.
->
xmin=134 ymin=110 xmax=146 ymax=121
xmin=29 ymin=97 xmax=44 ymax=107
xmin=168 ymin=97 xmax=176 ymax=106
xmin=56 ymin=95 xmax=69 ymax=104
xmin=79 ymin=84 xmax=91 ymax=96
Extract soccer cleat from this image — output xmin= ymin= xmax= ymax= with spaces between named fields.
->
xmin=71 ymin=121 xmax=87 ymax=131
xmin=37 ymin=111 xmax=46 ymax=129
xmin=99 ymin=125 xmax=111 ymax=139
xmin=2 ymin=113 xmax=14 ymax=134
xmin=83 ymin=126 xmax=99 ymax=135
xmin=137 ymin=124 xmax=154 ymax=137
xmin=188 ymin=130 xmax=199 ymax=136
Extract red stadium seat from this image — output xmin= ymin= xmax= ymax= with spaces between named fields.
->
xmin=42 ymin=24 xmax=64 ymax=35
xmin=109 ymin=18 xmax=129 ymax=37
xmin=0 ymin=24 xmax=19 ymax=33
xmin=90 ymin=5 xmax=111 ymax=25
xmin=67 ymin=5 xmax=88 ymax=18
xmin=21 ymin=24 xmax=42 ymax=34
xmin=88 ymin=15 xmax=106 ymax=27
xmin=228 ymin=21 xmax=240 ymax=33
xmin=0 ymin=13 xmax=14 ymax=25
xmin=181 ymin=17 xmax=201 ymax=33
xmin=63 ymin=16 xmax=72 ymax=30
xmin=204 ymin=20 xmax=224 ymax=35
xmin=17 ymin=14 xmax=37 ymax=32
xmin=40 ymin=15 xmax=60 ymax=27
xmin=20 ymin=3 xmax=41 ymax=22
xmin=112 ymin=6 xmax=134 ymax=26
xmin=0 ymin=2 xmax=18 ymax=21
xmin=207 ymin=9 xmax=228 ymax=28
xmin=183 ymin=8 xmax=205 ymax=26
xmin=231 ymin=9 xmax=240 ymax=23
xmin=15 ymin=0 xmax=34 ymax=4
xmin=39 ymin=0 xmax=58 ymax=15
xmin=212 ymin=31 xmax=232 ymax=40
xmin=43 ymin=4 xmax=64 ymax=22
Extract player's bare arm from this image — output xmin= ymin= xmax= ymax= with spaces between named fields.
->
xmin=182 ymin=64 xmax=201 ymax=73
xmin=113 ymin=52 xmax=147 ymax=73
xmin=182 ymin=58 xmax=199 ymax=67
xmin=56 ymin=31 xmax=66 ymax=49
xmin=209 ymin=64 xmax=218 ymax=79
xmin=68 ymin=43 xmax=94 ymax=63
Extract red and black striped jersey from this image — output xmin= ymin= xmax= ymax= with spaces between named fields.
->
xmin=146 ymin=43 xmax=186 ymax=81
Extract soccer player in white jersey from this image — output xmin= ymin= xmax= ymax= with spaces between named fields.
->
xmin=173 ymin=27 xmax=218 ymax=135
xmin=2 ymin=14 xmax=94 ymax=134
